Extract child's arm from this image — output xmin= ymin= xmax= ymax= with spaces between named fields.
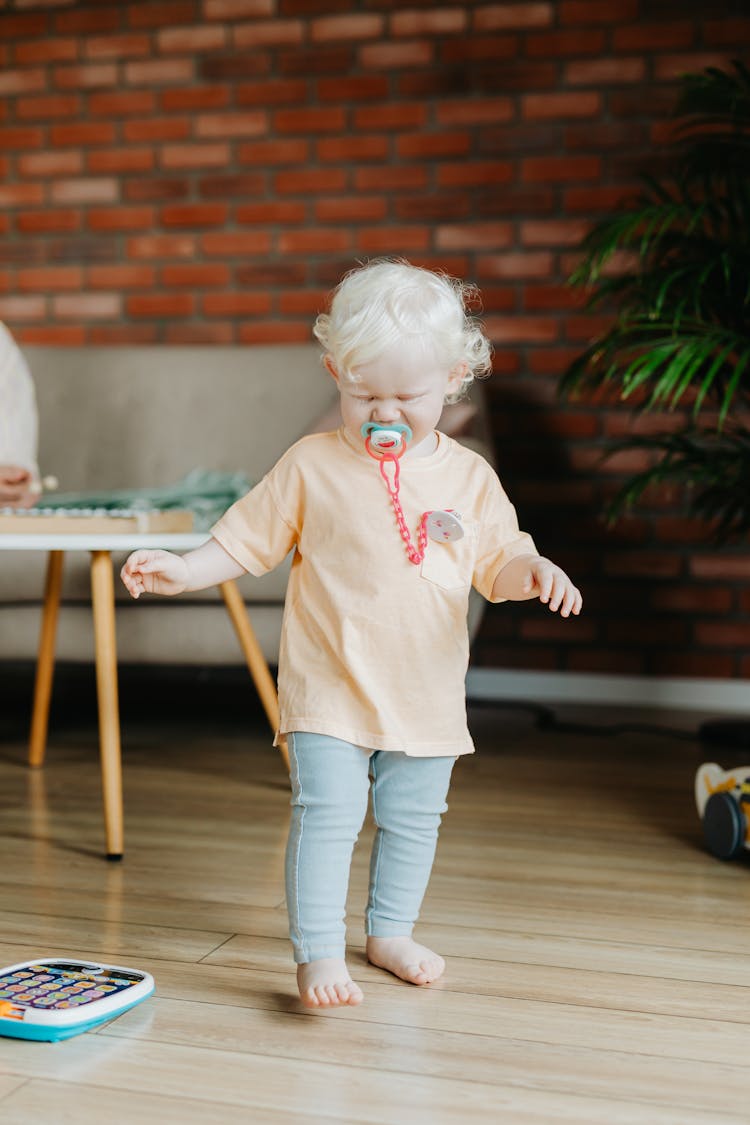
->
xmin=491 ymin=554 xmax=582 ymax=617
xmin=120 ymin=537 xmax=246 ymax=600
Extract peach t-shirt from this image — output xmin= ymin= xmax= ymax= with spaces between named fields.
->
xmin=212 ymin=429 xmax=536 ymax=757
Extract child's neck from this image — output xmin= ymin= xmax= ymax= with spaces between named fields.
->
xmin=405 ymin=431 xmax=438 ymax=458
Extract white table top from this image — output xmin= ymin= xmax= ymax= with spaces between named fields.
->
xmin=0 ymin=532 xmax=209 ymax=552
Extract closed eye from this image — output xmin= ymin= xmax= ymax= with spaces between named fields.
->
xmin=351 ymin=392 xmax=424 ymax=403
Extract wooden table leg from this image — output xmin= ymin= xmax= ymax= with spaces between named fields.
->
xmin=90 ymin=550 xmax=124 ymax=860
xmin=219 ymin=579 xmax=290 ymax=774
xmin=29 ymin=550 xmax=64 ymax=769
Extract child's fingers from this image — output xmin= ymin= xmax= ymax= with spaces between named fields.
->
xmin=123 ymin=550 xmax=165 ymax=578
xmin=556 ymin=586 xmax=570 ymax=615
xmin=554 ymin=583 xmax=583 ymax=617
xmin=120 ymin=566 xmax=144 ymax=598
xmin=530 ymin=559 xmax=582 ymax=616
xmin=549 ymin=572 xmax=572 ymax=612
xmin=120 ymin=551 xmax=161 ymax=598
xmin=548 ymin=584 xmax=561 ymax=611
xmin=132 ymin=550 xmax=162 ymax=572
xmin=122 ymin=550 xmax=149 ymax=574
xmin=535 ymin=565 xmax=554 ymax=604
xmin=558 ymin=586 xmax=577 ymax=616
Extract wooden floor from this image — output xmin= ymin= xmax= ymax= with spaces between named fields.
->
xmin=0 ymin=698 xmax=748 ymax=1124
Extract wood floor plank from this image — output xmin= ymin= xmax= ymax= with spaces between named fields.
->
xmin=0 ymin=887 xmax=289 ymax=940
xmin=199 ymin=934 xmax=750 ymax=1020
xmin=0 ymin=909 xmax=233 ymax=962
xmin=0 ymin=835 xmax=286 ymax=909
xmin=99 ymin=965 xmax=750 ymax=1068
xmin=0 ymin=1034 xmax=744 ymax=1124
xmin=0 ymin=1075 xmax=28 ymax=1102
xmin=0 ymin=1078 xmax=321 ymax=1125
xmin=414 ymin=898 xmax=750 ymax=954
xmin=99 ymin=990 xmax=750 ymax=1116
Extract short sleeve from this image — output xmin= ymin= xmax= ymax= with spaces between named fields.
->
xmin=472 ymin=475 xmax=537 ymax=602
xmin=211 ymin=455 xmax=301 ymax=577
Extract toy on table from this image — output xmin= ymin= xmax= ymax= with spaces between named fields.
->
xmin=361 ymin=421 xmax=464 ymax=566
xmin=0 ymin=958 xmax=155 ymax=1041
xmin=695 ymin=762 xmax=750 ymax=860
xmin=27 ymin=468 xmax=253 ymax=532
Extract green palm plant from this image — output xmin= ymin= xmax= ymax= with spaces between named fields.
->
xmin=560 ymin=60 xmax=750 ymax=540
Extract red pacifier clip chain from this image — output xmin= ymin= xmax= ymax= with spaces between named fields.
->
xmin=363 ymin=423 xmax=427 ymax=566
xmin=374 ymin=450 xmax=429 ymax=566
xmin=363 ymin=422 xmax=464 ymax=565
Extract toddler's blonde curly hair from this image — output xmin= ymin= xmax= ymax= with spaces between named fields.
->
xmin=312 ymin=259 xmax=492 ymax=402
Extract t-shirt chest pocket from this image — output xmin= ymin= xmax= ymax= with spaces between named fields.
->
xmin=419 ymin=520 xmax=476 ymax=591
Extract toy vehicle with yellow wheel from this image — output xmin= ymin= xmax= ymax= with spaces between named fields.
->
xmin=695 ymin=763 xmax=750 ymax=860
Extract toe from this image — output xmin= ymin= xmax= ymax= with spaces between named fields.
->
xmin=333 ymin=982 xmax=350 ymax=1004
xmin=334 ymin=980 xmax=361 ymax=1005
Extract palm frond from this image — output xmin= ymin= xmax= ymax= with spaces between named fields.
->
xmin=604 ymin=428 xmax=750 ymax=540
xmin=561 ymin=62 xmax=750 ymax=539
xmin=569 ymin=198 xmax=711 ymax=286
xmin=674 ymin=60 xmax=750 ymax=123
xmin=562 ymin=320 xmax=750 ymax=421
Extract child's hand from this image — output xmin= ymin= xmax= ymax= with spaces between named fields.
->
xmin=523 ymin=557 xmax=582 ymax=617
xmin=120 ymin=549 xmax=189 ymax=599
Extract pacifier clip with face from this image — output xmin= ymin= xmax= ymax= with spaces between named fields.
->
xmin=361 ymin=422 xmax=463 ymax=566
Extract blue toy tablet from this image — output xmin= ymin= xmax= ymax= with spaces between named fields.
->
xmin=0 ymin=958 xmax=155 ymax=1042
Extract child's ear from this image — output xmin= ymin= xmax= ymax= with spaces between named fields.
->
xmin=324 ymin=356 xmax=340 ymax=384
xmin=446 ymin=361 xmax=468 ymax=398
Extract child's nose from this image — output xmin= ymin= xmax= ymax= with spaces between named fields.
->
xmin=373 ymin=401 xmax=399 ymax=421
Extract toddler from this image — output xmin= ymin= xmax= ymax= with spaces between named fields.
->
xmin=121 ymin=259 xmax=582 ymax=1010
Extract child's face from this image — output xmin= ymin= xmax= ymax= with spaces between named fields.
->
xmin=327 ymin=347 xmax=465 ymax=457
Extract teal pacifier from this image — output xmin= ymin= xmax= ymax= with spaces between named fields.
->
xmin=361 ymin=421 xmax=413 ymax=457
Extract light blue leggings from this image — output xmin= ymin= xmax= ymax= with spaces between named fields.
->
xmin=285 ymin=732 xmax=456 ymax=964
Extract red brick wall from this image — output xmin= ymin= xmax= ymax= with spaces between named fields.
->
xmin=2 ymin=0 xmax=749 ymax=678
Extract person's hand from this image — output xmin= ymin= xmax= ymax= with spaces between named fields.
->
xmin=523 ymin=557 xmax=582 ymax=617
xmin=0 ymin=465 xmax=36 ymax=508
xmin=120 ymin=549 xmax=189 ymax=599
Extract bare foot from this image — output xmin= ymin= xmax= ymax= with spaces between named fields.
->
xmin=297 ymin=958 xmax=364 ymax=1009
xmin=366 ymin=935 xmax=445 ymax=985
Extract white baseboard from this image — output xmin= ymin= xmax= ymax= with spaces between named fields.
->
xmin=466 ymin=667 xmax=750 ymax=716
